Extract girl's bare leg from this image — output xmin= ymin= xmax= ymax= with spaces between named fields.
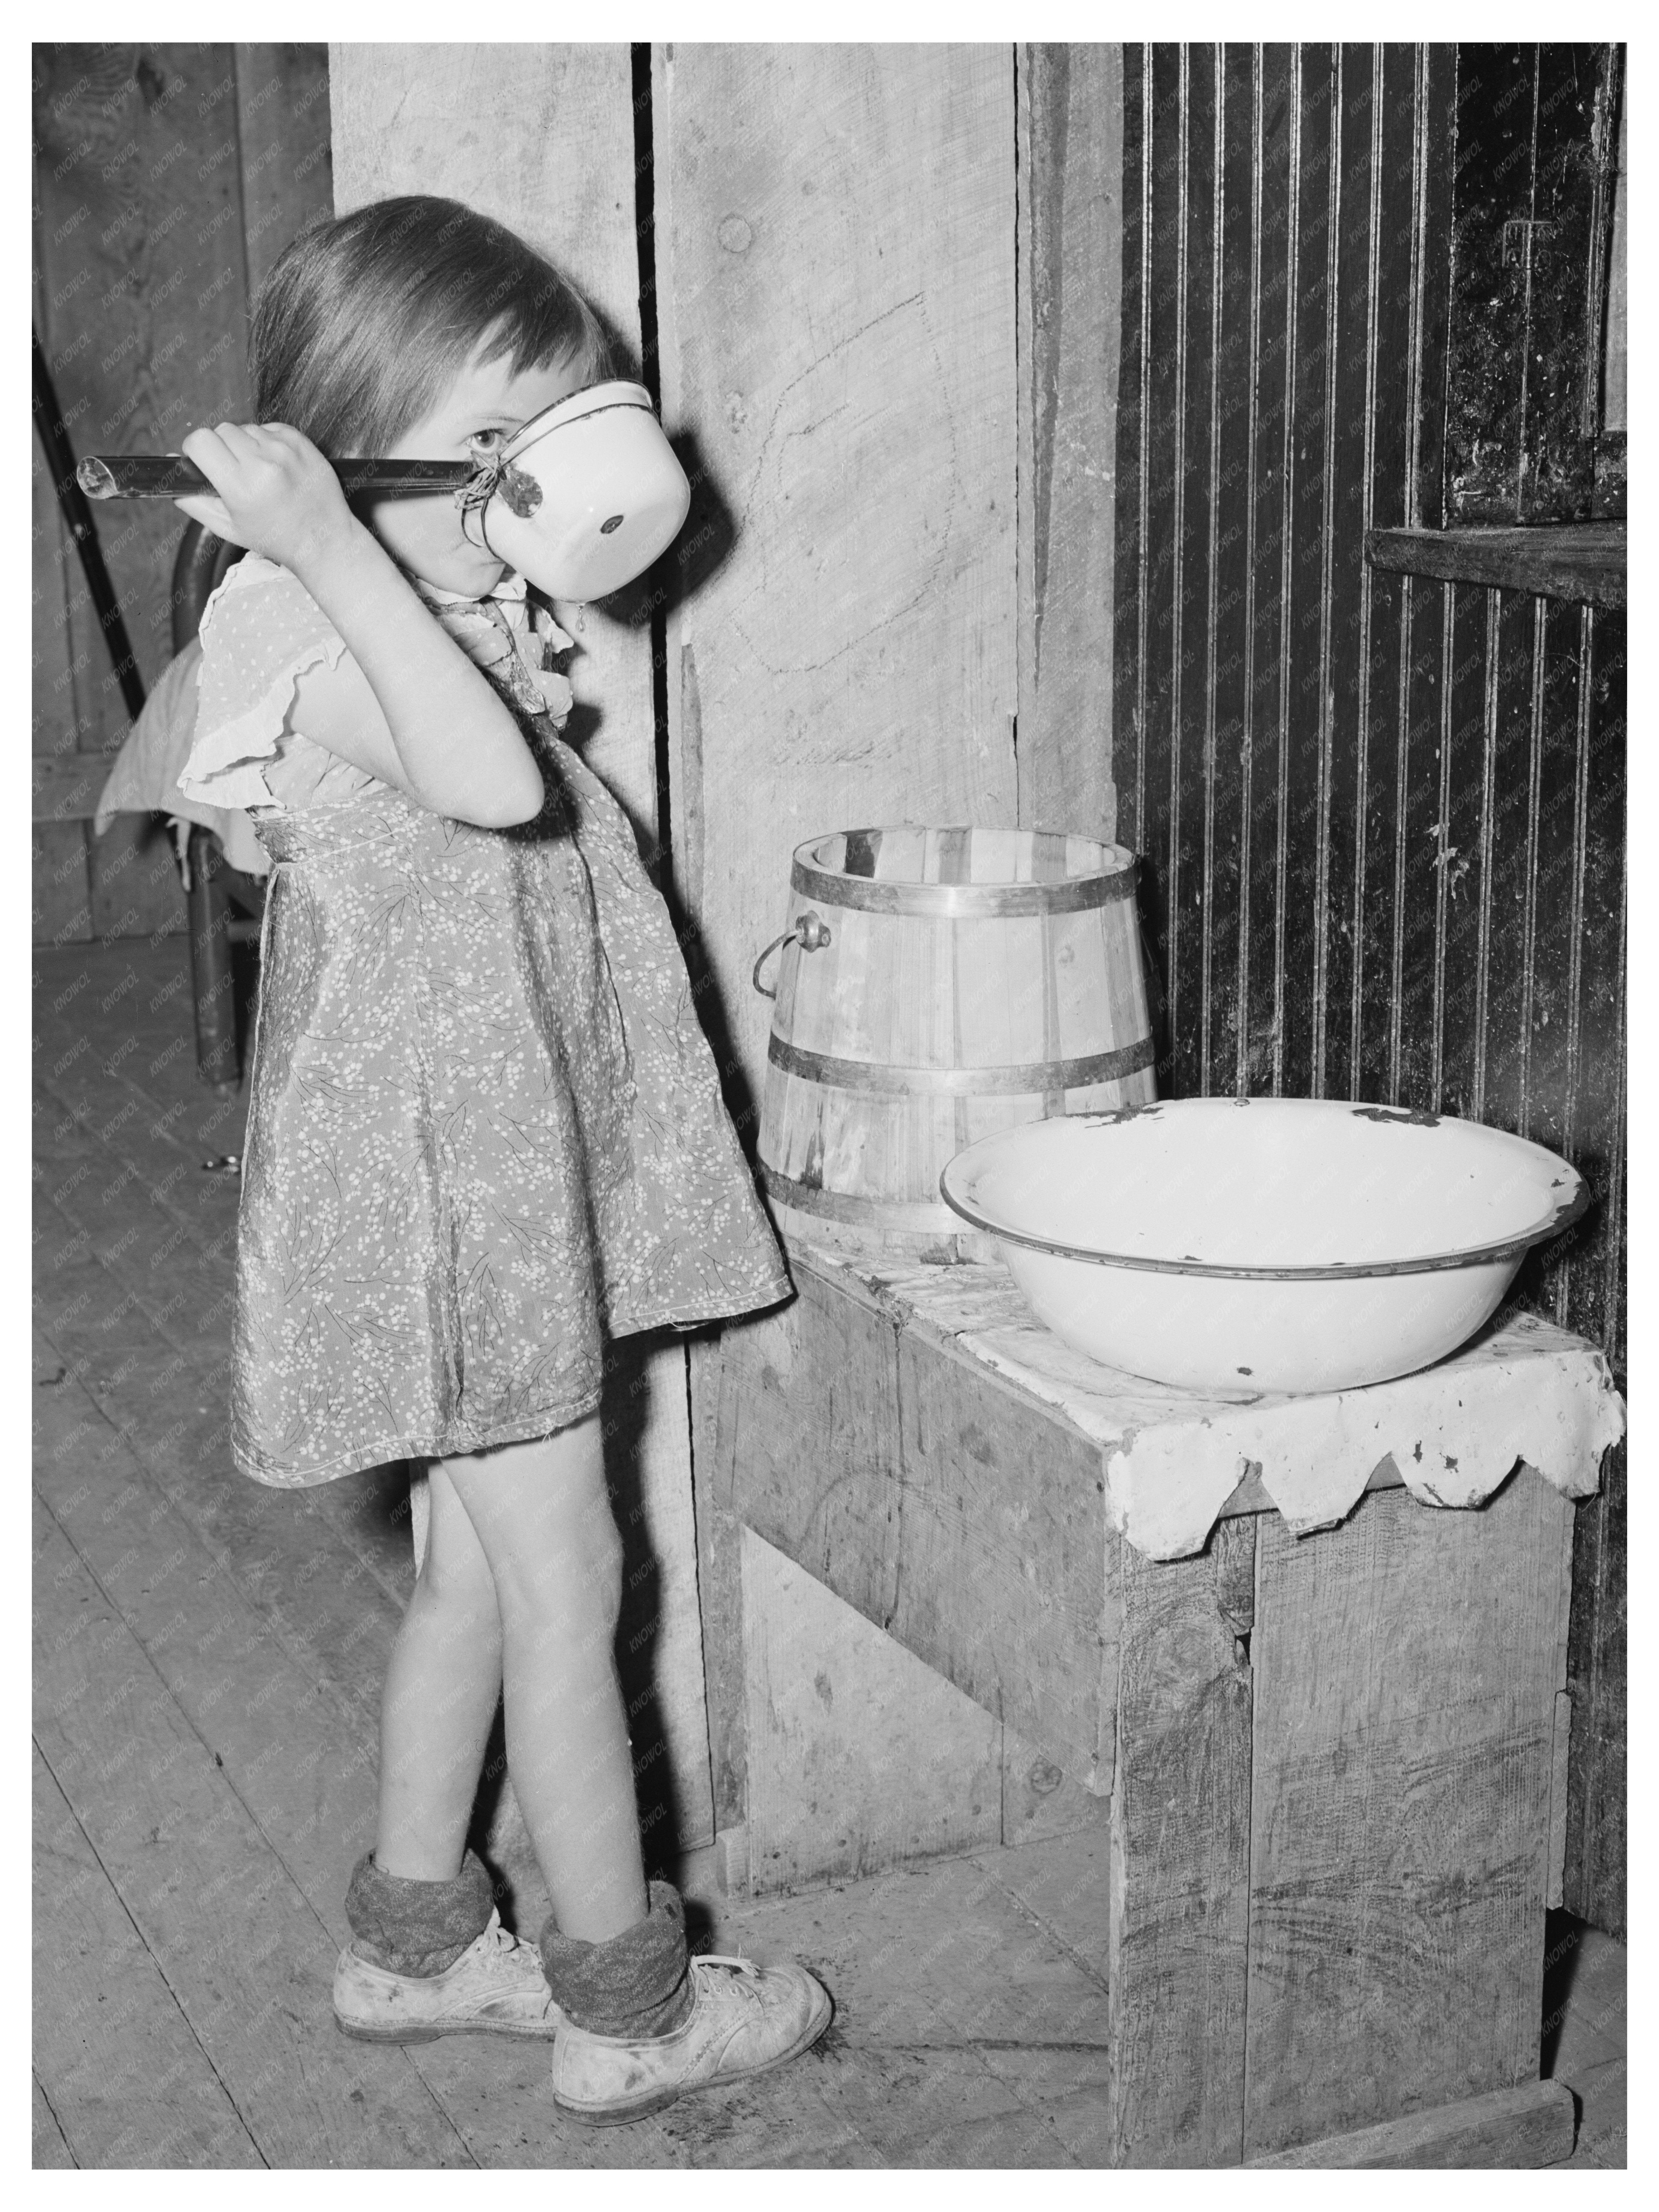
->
xmin=440 ymin=1416 xmax=648 ymax=1944
xmin=374 ymin=1463 xmax=504 ymax=1880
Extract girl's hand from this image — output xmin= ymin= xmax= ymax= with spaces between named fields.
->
xmin=174 ymin=421 xmax=356 ymax=574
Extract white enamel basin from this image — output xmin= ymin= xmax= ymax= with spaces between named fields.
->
xmin=939 ymin=1099 xmax=1587 ymax=1395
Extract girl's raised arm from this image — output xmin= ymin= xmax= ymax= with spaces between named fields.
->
xmin=177 ymin=421 xmax=545 ymax=828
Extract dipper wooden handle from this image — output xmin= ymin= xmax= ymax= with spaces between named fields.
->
xmin=76 ymin=454 xmax=479 ymax=500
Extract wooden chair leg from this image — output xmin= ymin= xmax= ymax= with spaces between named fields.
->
xmin=185 ymin=825 xmax=240 ymax=1092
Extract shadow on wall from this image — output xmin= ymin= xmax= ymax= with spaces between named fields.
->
xmin=592 ymin=428 xmax=755 ymax=1152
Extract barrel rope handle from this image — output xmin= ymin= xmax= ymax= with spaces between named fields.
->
xmin=752 ymin=910 xmax=833 ymax=998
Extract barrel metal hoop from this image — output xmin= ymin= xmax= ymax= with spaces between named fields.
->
xmin=788 ymin=858 xmax=1138 ymax=918
xmin=766 ymin=1033 xmax=1156 ymax=1097
xmin=760 ymin=1165 xmax=963 ymax=1232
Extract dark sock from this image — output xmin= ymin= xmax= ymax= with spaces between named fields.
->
xmin=344 ymin=1847 xmax=495 ymax=1978
xmin=539 ymin=1879 xmax=694 ymax=2037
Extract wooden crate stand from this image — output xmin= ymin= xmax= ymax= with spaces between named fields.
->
xmin=698 ymin=1244 xmax=1590 ymax=2167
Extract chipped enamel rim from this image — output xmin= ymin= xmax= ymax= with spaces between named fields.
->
xmin=498 ymin=379 xmax=658 ymax=465
xmin=938 ymin=1101 xmax=1591 ymax=1281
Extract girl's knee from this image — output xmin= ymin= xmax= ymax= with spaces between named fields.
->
xmin=441 ymin=1421 xmax=622 ymax=1618
xmin=417 ymin=1476 xmax=500 ymax=1620
xmin=493 ymin=1504 xmax=624 ymax=1633
xmin=413 ymin=1545 xmax=500 ymax=1639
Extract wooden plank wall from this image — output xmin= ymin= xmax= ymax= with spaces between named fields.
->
xmin=652 ymin=43 xmax=1022 ymax=1831
xmin=328 ymin=43 xmax=715 ymax=1858
xmin=1016 ymin=44 xmax=1123 ymax=845
xmin=653 ymin=42 xmax=1021 ymax=1117
xmin=31 ymin=44 xmax=332 ymax=944
xmin=1112 ymin=40 xmax=1625 ymax=1936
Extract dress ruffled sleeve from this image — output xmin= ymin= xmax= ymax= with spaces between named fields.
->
xmin=175 ymin=553 xmax=350 ymax=809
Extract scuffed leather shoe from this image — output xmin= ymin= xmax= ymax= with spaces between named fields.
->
xmin=333 ymin=1910 xmax=563 ymax=2042
xmin=549 ymin=1952 xmax=832 ymax=2124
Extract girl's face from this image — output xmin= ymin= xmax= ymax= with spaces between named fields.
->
xmin=363 ymin=337 xmax=592 ymax=595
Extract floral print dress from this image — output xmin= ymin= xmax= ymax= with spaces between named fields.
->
xmin=177 ymin=553 xmax=790 ymax=1487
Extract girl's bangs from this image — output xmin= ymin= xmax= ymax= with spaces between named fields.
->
xmin=476 ymin=297 xmax=609 ymax=389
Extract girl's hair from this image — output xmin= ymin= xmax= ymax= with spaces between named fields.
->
xmin=251 ymin=196 xmax=612 ymax=455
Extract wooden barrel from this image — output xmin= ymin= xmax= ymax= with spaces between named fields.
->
xmin=757 ymin=825 xmax=1157 ymax=1251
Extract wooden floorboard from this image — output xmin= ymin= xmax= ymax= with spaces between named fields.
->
xmin=981 ymin=1826 xmax=1113 ymax=1992
xmin=1542 ymin=1920 xmax=1629 ymax=2168
xmin=33 ymin=2075 xmax=78 ymax=2170
xmin=681 ymin=1854 xmax=1108 ymax=2168
xmin=33 ymin=1746 xmax=264 ymax=2169
xmin=33 ymin=1494 xmax=476 ymax=2168
xmin=33 ymin=1215 xmax=410 ymax=1734
xmin=31 ymin=1327 xmax=678 ymax=2168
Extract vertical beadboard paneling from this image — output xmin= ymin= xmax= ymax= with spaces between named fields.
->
xmin=1204 ymin=46 xmax=1257 ymax=1100
xmin=1480 ymin=588 xmax=1541 ymax=1128
xmin=1355 ymin=54 xmax=1419 ymax=1099
xmin=1244 ymin=47 xmax=1295 ymax=1099
xmin=1113 ymin=41 xmax=1625 ymax=1928
xmin=1561 ymin=600 xmax=1625 ymax=1936
xmin=1319 ymin=42 xmax=1378 ymax=1104
xmin=1278 ymin=44 xmax=1336 ymax=1105
xmin=1136 ymin=43 xmax=1186 ymax=1084
xmin=1523 ymin=601 xmax=1587 ymax=1163
xmin=1171 ymin=42 xmax=1216 ymax=1100
xmin=1433 ymin=582 xmax=1488 ymax=1118
xmin=1392 ymin=577 xmax=1448 ymax=1113
xmin=1563 ymin=608 xmax=1626 ymax=1359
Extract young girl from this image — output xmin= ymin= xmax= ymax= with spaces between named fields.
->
xmin=173 ymin=196 xmax=829 ymax=2126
